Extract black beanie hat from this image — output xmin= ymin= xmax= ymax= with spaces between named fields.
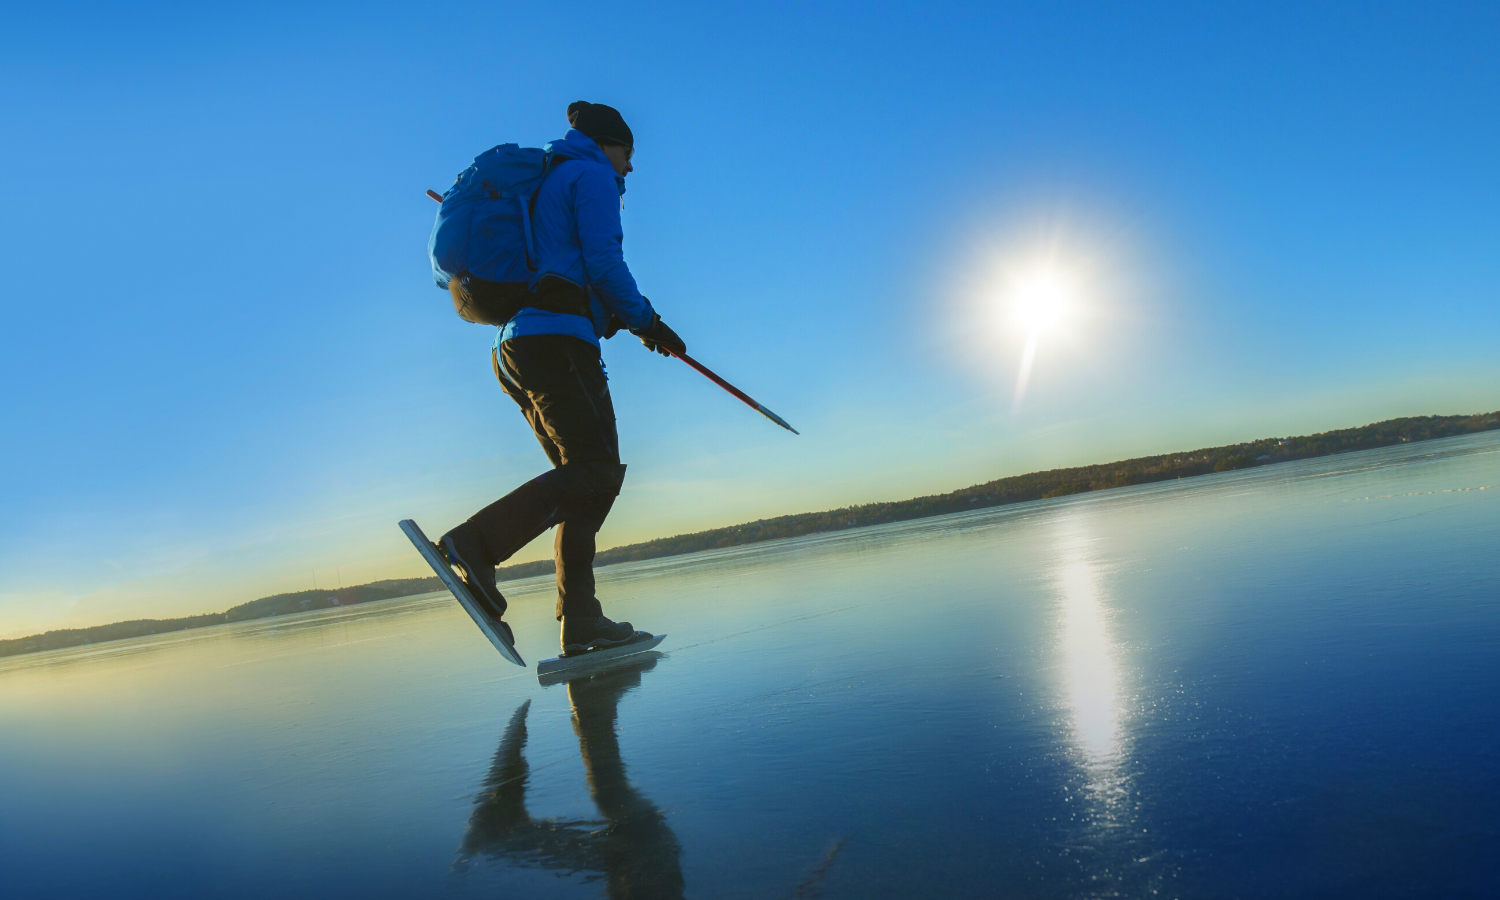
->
xmin=567 ymin=101 xmax=634 ymax=149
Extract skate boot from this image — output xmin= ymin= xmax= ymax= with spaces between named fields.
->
xmin=439 ymin=523 xmax=510 ymax=631
xmin=560 ymin=615 xmax=646 ymax=656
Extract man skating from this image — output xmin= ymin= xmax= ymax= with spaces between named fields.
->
xmin=437 ymin=101 xmax=685 ymax=657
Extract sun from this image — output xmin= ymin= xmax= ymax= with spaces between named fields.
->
xmin=1009 ymin=267 xmax=1075 ymax=335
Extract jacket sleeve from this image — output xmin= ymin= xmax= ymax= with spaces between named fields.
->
xmin=573 ymin=164 xmax=656 ymax=331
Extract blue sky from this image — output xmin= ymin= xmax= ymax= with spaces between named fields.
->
xmin=2 ymin=1 xmax=1497 ymax=637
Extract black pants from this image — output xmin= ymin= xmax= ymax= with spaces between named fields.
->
xmin=466 ymin=334 xmax=625 ymax=620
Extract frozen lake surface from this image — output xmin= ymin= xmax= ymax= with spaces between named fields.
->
xmin=3 ymin=433 xmax=1498 ymax=898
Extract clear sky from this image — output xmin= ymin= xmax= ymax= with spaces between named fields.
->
xmin=2 ymin=1 xmax=1497 ymax=638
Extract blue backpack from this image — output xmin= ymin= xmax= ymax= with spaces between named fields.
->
xmin=428 ymin=143 xmax=554 ymax=304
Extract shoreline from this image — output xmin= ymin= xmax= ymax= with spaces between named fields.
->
xmin=4 ymin=409 xmax=1495 ymax=658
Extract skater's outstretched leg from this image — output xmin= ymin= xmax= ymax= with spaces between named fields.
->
xmin=439 ymin=523 xmax=510 ymax=630
xmin=440 ymin=344 xmax=568 ymax=631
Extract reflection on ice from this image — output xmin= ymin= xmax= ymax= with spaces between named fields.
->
xmin=456 ymin=654 xmax=684 ymax=898
xmin=1051 ymin=515 xmax=1130 ymax=816
xmin=1054 ymin=518 xmax=1121 ymax=764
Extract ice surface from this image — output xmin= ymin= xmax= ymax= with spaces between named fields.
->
xmin=2 ymin=433 xmax=1497 ymax=898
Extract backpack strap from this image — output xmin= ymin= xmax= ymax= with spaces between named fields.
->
xmin=520 ymin=150 xmax=561 ymax=273
xmin=519 ymin=190 xmax=537 ymax=272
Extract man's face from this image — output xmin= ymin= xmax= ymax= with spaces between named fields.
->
xmin=601 ymin=143 xmax=634 ymax=178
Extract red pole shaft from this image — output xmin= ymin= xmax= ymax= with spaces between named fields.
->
xmin=669 ymin=349 xmax=799 ymax=435
xmin=670 ymin=350 xmax=755 ymax=408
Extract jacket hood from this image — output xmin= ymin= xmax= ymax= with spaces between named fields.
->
xmin=545 ymin=129 xmax=626 ymax=196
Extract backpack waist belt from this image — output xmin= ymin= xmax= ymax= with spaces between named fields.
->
xmin=451 ymin=273 xmax=590 ymax=327
xmin=530 ymin=276 xmax=592 ymax=319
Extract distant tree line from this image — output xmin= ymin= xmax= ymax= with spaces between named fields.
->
xmin=4 ymin=410 xmax=1494 ymax=659
xmin=588 ymin=411 xmax=1498 ymax=562
xmin=0 ymin=578 xmax=442 ymax=659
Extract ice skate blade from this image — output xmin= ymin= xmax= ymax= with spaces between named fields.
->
xmin=398 ymin=519 xmax=525 ymax=667
xmin=537 ymin=648 xmax=666 ymax=686
xmin=536 ymin=634 xmax=667 ymax=682
xmin=537 ymin=650 xmax=665 ymax=687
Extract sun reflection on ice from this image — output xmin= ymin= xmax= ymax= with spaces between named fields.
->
xmin=1060 ymin=562 xmax=1119 ymax=760
xmin=1045 ymin=515 xmax=1174 ymax=894
xmin=1050 ymin=516 xmax=1129 ymax=803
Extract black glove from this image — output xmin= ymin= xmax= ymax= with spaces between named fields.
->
xmin=603 ymin=313 xmax=627 ymax=339
xmin=633 ymin=312 xmax=686 ymax=358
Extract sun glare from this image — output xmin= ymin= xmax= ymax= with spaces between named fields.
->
xmin=1003 ymin=262 xmax=1082 ymax=412
xmin=950 ymin=212 xmax=1134 ymax=416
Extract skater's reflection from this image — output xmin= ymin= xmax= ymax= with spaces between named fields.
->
xmin=457 ymin=654 xmax=684 ymax=899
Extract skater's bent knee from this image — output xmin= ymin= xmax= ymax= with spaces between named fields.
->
xmin=544 ymin=461 xmax=626 ymax=501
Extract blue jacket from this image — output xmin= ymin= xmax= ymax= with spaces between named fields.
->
xmin=496 ymin=130 xmax=656 ymax=350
